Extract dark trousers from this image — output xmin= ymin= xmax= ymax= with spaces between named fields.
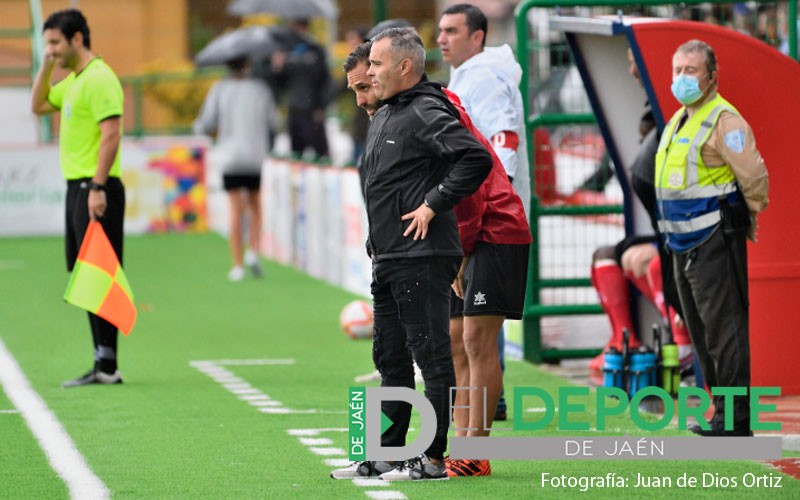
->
xmin=288 ymin=109 xmax=329 ymax=159
xmin=672 ymin=228 xmax=751 ymax=428
xmin=66 ymin=178 xmax=126 ymax=369
xmin=371 ymin=256 xmax=460 ymax=461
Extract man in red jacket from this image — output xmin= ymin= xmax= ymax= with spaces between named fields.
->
xmin=443 ymin=89 xmax=530 ymax=477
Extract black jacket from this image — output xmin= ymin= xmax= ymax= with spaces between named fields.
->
xmin=629 ymin=108 xmax=684 ymax=319
xmin=259 ymin=31 xmax=331 ymax=112
xmin=362 ymin=79 xmax=492 ymax=261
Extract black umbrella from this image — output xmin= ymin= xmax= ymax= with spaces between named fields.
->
xmin=227 ymin=0 xmax=338 ymax=20
xmin=366 ymin=18 xmax=412 ymax=41
xmin=194 ymin=26 xmax=283 ymax=67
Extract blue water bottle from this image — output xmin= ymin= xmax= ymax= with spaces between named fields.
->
xmin=603 ymin=347 xmax=625 ymax=391
xmin=643 ymin=348 xmax=657 ymax=387
xmin=628 ymin=347 xmax=656 ymax=397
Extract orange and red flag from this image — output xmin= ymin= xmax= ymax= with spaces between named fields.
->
xmin=63 ymin=221 xmax=136 ymax=335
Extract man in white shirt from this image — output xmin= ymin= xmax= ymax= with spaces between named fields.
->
xmin=439 ymin=3 xmax=531 ymax=217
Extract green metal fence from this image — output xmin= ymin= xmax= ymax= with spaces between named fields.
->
xmin=515 ymin=0 xmax=799 ymax=364
xmin=120 ymin=67 xmax=223 ymax=138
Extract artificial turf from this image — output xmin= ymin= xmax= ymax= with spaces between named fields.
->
xmin=0 ymin=233 xmax=797 ymax=499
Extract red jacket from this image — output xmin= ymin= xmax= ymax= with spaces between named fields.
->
xmin=445 ymin=88 xmax=532 ymax=255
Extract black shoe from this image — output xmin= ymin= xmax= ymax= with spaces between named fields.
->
xmin=687 ymin=422 xmax=704 ymax=434
xmin=688 ymin=421 xmax=752 ymax=437
xmin=687 ymin=413 xmax=723 ymax=434
xmin=494 ymin=409 xmax=507 ymax=421
xmin=62 ymin=369 xmax=123 ymax=388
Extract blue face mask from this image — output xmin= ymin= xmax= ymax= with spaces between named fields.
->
xmin=671 ymin=74 xmax=706 ymax=105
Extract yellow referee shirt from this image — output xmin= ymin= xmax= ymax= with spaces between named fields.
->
xmin=47 ymin=57 xmax=123 ymax=180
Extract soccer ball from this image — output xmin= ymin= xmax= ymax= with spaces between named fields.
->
xmin=340 ymin=300 xmax=374 ymax=339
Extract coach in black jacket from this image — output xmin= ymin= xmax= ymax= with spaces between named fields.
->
xmin=362 ymin=27 xmax=492 ymax=478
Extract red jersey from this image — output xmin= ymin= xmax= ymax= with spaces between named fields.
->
xmin=444 ymin=88 xmax=532 ymax=255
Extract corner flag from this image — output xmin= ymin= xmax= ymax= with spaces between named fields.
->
xmin=64 ymin=221 xmax=137 ymax=335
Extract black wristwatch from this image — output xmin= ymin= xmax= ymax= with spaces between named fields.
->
xmin=88 ymin=182 xmax=106 ymax=192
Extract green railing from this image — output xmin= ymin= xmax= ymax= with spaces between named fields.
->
xmin=515 ymin=0 xmax=799 ymax=364
xmin=120 ymin=67 xmax=224 ymax=138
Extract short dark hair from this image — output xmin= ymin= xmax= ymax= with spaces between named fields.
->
xmin=43 ymin=9 xmax=91 ymax=49
xmin=343 ymin=41 xmax=372 ymax=73
xmin=226 ymin=57 xmax=248 ymax=73
xmin=442 ymin=3 xmax=488 ymax=48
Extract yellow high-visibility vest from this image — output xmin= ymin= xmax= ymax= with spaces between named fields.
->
xmin=655 ymin=95 xmax=739 ymax=252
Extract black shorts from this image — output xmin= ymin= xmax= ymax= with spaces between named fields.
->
xmin=65 ymin=177 xmax=125 ymax=272
xmin=449 ymin=241 xmax=530 ymax=320
xmin=223 ymin=173 xmax=261 ymax=191
xmin=613 ymin=234 xmax=657 ymax=264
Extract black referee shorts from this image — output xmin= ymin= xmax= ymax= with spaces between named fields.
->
xmin=65 ymin=177 xmax=125 ymax=272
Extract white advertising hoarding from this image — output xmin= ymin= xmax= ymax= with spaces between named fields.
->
xmin=0 ymin=137 xmax=209 ymax=237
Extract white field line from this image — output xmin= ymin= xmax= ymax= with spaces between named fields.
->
xmin=299 ymin=437 xmax=333 ymax=446
xmin=288 ymin=428 xmax=347 ymax=436
xmin=192 ymin=359 xmax=295 ymax=366
xmin=189 ymin=359 xmax=345 ymax=415
xmin=325 ymin=458 xmax=351 ymax=467
xmin=0 ymin=260 xmax=25 ymax=270
xmin=289 ymin=428 xmax=407 ymax=500
xmin=353 ymin=479 xmax=389 ymax=487
xmin=365 ymin=491 xmax=408 ymax=499
xmin=309 ymin=446 xmax=347 ymax=456
xmin=0 ymin=337 xmax=109 ymax=499
xmin=192 ymin=362 xmax=396 ymax=496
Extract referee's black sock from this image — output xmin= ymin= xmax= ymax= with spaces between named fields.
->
xmin=96 ymin=346 xmax=118 ymax=374
xmin=89 ymin=313 xmax=119 ymax=374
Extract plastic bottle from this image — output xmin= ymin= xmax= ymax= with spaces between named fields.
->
xmin=628 ymin=346 xmax=656 ymax=397
xmin=603 ymin=347 xmax=625 ymax=391
xmin=661 ymin=343 xmax=681 ymax=395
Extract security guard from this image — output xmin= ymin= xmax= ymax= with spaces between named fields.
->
xmin=655 ymin=39 xmax=769 ymax=436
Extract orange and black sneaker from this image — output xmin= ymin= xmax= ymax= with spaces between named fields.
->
xmin=446 ymin=458 xmax=491 ymax=477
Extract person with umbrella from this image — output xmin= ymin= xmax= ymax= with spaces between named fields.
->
xmin=227 ymin=0 xmax=337 ymax=20
xmin=193 ymin=56 xmax=277 ymax=281
xmin=260 ymin=19 xmax=332 ymax=162
xmin=194 ymin=25 xmax=286 ymax=68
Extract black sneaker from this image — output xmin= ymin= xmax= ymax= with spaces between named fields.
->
xmin=379 ymin=454 xmax=448 ymax=481
xmin=330 ymin=461 xmax=397 ymax=479
xmin=688 ymin=417 xmax=752 ymax=437
xmin=62 ymin=369 xmax=123 ymax=388
xmin=689 ymin=424 xmax=752 ymax=437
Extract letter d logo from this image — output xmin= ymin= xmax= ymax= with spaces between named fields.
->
xmin=366 ymin=387 xmax=437 ymax=461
